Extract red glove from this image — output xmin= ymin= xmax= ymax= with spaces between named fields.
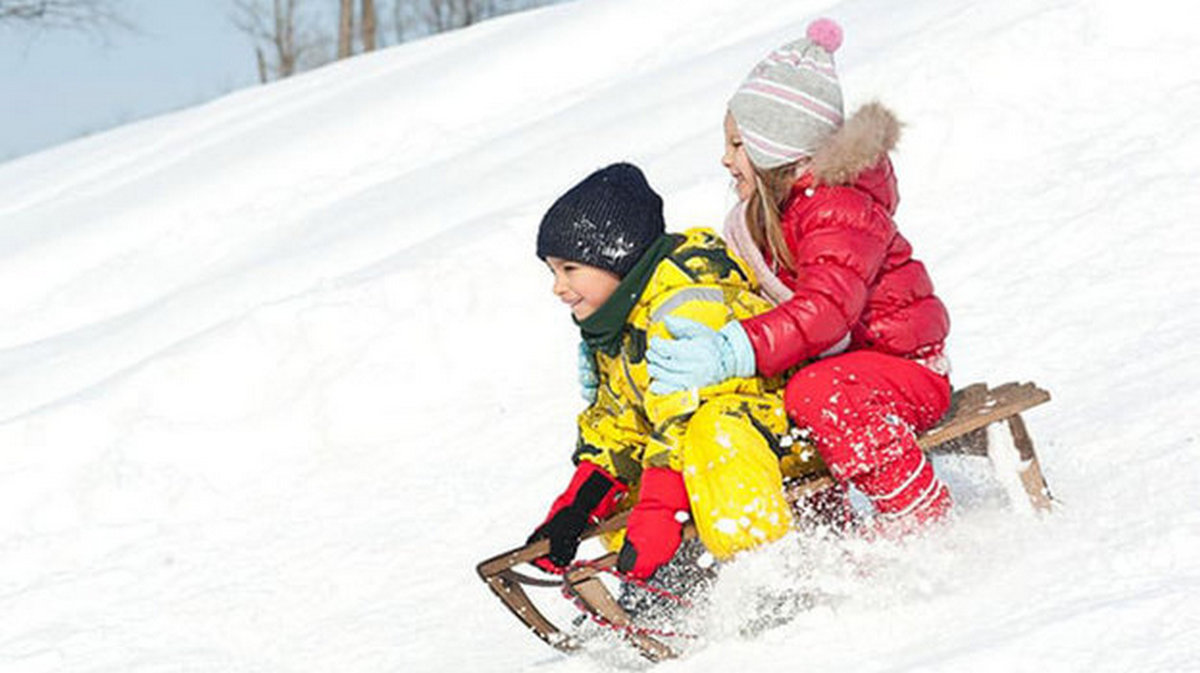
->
xmin=528 ymin=461 xmax=627 ymax=572
xmin=617 ymin=467 xmax=689 ymax=580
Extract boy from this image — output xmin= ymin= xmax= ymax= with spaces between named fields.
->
xmin=528 ymin=163 xmax=827 ymax=579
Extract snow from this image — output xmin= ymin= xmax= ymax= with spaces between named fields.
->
xmin=1 ymin=0 xmax=1198 ymax=671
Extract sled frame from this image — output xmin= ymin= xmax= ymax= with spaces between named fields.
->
xmin=920 ymin=381 xmax=1053 ymax=511
xmin=475 ymin=513 xmax=629 ymax=655
xmin=478 ymin=380 xmax=1053 ymax=661
xmin=476 ymin=480 xmax=836 ymax=661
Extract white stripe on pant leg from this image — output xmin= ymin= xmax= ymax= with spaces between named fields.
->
xmin=870 ymin=452 xmax=929 ymax=504
xmin=882 ymin=477 xmax=946 ymax=520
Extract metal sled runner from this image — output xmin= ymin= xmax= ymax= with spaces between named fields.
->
xmin=477 ymin=380 xmax=1053 ymax=662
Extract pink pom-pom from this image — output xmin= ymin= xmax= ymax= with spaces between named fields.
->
xmin=806 ymin=18 xmax=843 ymax=53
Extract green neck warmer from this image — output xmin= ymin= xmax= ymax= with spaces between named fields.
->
xmin=576 ymin=234 xmax=682 ymax=357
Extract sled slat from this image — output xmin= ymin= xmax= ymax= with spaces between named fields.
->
xmin=988 ymin=381 xmax=1022 ymax=399
xmin=783 ymin=474 xmax=837 ymax=506
xmin=956 ymin=383 xmax=988 ymax=410
xmin=920 ymin=382 xmax=1050 ymax=451
xmin=477 ymin=511 xmax=629 ymax=579
xmin=919 ymin=381 xmax=1053 ymax=512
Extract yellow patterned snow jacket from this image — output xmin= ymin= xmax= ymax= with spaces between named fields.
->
xmin=572 ymin=227 xmax=785 ymax=483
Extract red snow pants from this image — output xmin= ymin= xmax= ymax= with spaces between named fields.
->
xmin=783 ymin=350 xmax=953 ymax=526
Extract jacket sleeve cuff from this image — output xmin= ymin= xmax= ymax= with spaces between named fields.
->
xmin=739 ymin=312 xmax=806 ymax=377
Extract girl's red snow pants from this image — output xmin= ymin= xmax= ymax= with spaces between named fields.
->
xmin=783 ymin=350 xmax=953 ymax=526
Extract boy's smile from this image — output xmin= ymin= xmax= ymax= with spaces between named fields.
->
xmin=546 ymin=256 xmax=621 ymax=321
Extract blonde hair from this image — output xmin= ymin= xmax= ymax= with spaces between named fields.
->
xmin=744 ymin=161 xmax=806 ymax=272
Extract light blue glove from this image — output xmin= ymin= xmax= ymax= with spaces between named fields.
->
xmin=578 ymin=341 xmax=599 ymax=403
xmin=646 ymin=315 xmax=757 ymax=394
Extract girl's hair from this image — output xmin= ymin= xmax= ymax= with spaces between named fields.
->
xmin=745 ymin=161 xmax=806 ymax=271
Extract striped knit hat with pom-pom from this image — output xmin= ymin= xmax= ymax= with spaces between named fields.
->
xmin=728 ymin=18 xmax=845 ymax=169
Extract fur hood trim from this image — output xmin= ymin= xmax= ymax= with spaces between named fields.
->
xmin=810 ymin=102 xmax=901 ymax=186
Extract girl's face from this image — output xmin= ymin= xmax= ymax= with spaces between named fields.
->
xmin=722 ymin=111 xmax=758 ymax=201
xmin=545 ymin=256 xmax=621 ymax=321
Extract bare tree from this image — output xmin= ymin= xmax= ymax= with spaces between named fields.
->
xmin=336 ymin=0 xmax=352 ymax=59
xmin=390 ymin=0 xmax=407 ymax=43
xmin=0 ymin=0 xmax=131 ymax=35
xmin=232 ymin=0 xmax=329 ymax=83
xmin=390 ymin=0 xmax=412 ymax=43
xmin=360 ymin=0 xmax=376 ymax=52
xmin=409 ymin=0 xmax=498 ymax=35
xmin=393 ymin=0 xmax=553 ymax=46
xmin=458 ymin=0 xmax=494 ymax=27
xmin=423 ymin=0 xmax=448 ymax=33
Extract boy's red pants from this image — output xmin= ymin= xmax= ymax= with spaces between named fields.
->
xmin=783 ymin=350 xmax=953 ymax=526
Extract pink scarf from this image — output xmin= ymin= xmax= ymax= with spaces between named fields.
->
xmin=723 ymin=201 xmax=855 ymax=361
xmin=722 ymin=201 xmax=794 ymax=305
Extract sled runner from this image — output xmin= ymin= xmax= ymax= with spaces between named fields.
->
xmin=477 ymin=381 xmax=1052 ymax=662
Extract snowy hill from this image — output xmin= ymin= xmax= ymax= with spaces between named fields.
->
xmin=1 ymin=0 xmax=1198 ymax=671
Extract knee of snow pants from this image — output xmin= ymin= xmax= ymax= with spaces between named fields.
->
xmin=680 ymin=394 xmax=796 ymax=559
xmin=782 ymin=350 xmax=953 ymax=521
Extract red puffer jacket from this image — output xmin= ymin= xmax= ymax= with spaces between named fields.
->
xmin=739 ymin=118 xmax=949 ymax=377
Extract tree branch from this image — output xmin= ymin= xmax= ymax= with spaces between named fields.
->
xmin=0 ymin=0 xmax=132 ymax=34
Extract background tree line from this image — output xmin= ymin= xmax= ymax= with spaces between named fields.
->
xmin=232 ymin=0 xmax=564 ymax=83
xmin=2 ymin=0 xmax=562 ymax=83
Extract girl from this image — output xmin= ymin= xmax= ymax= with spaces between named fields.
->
xmin=648 ymin=19 xmax=954 ymax=531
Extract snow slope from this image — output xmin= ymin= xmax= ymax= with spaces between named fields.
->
xmin=1 ymin=0 xmax=1198 ymax=671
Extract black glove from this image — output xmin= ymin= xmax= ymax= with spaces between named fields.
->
xmin=528 ymin=461 xmax=626 ymax=572
xmin=528 ymin=505 xmax=592 ymax=570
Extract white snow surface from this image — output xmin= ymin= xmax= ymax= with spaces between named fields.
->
xmin=2 ymin=0 xmax=1199 ymax=671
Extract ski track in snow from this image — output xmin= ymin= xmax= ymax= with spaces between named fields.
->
xmin=1 ymin=0 xmax=1198 ymax=671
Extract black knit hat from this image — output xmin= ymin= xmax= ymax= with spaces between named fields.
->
xmin=536 ymin=163 xmax=666 ymax=278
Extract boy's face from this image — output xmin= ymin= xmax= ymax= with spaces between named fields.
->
xmin=722 ymin=111 xmax=757 ymax=202
xmin=545 ymin=256 xmax=621 ymax=321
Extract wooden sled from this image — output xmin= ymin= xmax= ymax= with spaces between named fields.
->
xmin=478 ymin=381 xmax=1052 ymax=662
